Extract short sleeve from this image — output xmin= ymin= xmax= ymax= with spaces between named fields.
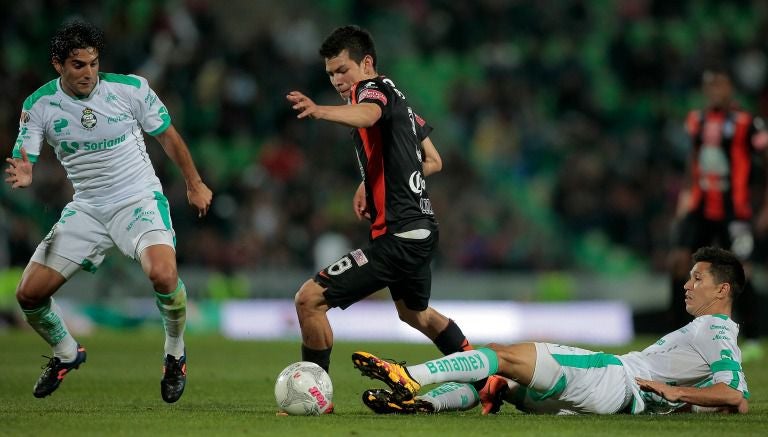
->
xmin=12 ymin=108 xmax=45 ymax=163
xmin=129 ymin=74 xmax=171 ymax=136
xmin=414 ymin=112 xmax=433 ymax=141
xmin=692 ymin=321 xmax=749 ymax=398
xmin=354 ymin=79 xmax=390 ymax=115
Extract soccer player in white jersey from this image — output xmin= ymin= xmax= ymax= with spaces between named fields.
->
xmin=4 ymin=20 xmax=212 ymax=403
xmin=352 ymin=246 xmax=749 ymax=415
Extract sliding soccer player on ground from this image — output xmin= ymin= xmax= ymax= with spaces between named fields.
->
xmin=354 ymin=246 xmax=749 ymax=415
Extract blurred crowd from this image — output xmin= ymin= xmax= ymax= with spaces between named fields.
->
xmin=3 ymin=0 xmax=768 ymax=274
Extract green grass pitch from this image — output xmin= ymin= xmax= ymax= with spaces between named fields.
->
xmin=1 ymin=330 xmax=766 ymax=436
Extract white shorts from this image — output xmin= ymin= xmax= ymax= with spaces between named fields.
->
xmin=510 ymin=343 xmax=632 ymax=415
xmin=30 ymin=191 xmax=176 ymax=278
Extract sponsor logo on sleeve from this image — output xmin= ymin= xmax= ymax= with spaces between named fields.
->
xmin=358 ymin=89 xmax=388 ymax=105
xmin=144 ymin=89 xmax=158 ymax=106
xmin=19 ymin=111 xmax=30 ymax=124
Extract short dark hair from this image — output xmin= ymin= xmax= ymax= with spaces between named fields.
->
xmin=702 ymin=64 xmax=732 ymax=83
xmin=319 ymin=25 xmax=376 ymax=68
xmin=50 ymin=19 xmax=105 ymax=63
xmin=692 ymin=246 xmax=745 ymax=298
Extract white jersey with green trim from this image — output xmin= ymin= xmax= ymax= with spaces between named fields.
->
xmin=619 ymin=314 xmax=749 ymax=413
xmin=12 ymin=72 xmax=170 ymax=204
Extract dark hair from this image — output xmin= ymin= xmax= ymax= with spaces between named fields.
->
xmin=702 ymin=64 xmax=732 ymax=83
xmin=692 ymin=246 xmax=745 ymax=298
xmin=319 ymin=25 xmax=376 ymax=68
xmin=50 ymin=19 xmax=105 ymax=63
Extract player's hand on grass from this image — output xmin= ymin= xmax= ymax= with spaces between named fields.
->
xmin=636 ymin=377 xmax=681 ymax=402
xmin=187 ymin=179 xmax=212 ymax=218
xmin=5 ymin=147 xmax=33 ymax=188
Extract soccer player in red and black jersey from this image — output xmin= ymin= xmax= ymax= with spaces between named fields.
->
xmin=287 ymin=25 xmax=504 ymax=413
xmin=669 ymin=67 xmax=768 ymax=360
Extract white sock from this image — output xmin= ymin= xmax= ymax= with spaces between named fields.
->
xmin=407 ymin=348 xmax=498 ymax=386
xmin=155 ymin=280 xmax=187 ymax=358
xmin=419 ymin=382 xmax=479 ymax=412
xmin=22 ymin=298 xmax=78 ymax=362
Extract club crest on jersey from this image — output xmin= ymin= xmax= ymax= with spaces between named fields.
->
xmin=81 ymin=108 xmax=97 ymax=130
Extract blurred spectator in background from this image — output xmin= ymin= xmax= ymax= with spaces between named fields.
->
xmin=667 ymin=67 xmax=767 ymax=361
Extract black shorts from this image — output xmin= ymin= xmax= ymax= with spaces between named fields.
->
xmin=315 ymin=231 xmax=438 ymax=311
xmin=674 ymin=212 xmax=753 ymax=260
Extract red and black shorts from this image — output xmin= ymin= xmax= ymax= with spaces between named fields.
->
xmin=315 ymin=231 xmax=438 ymax=311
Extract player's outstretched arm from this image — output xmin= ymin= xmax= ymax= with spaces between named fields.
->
xmin=421 ymin=137 xmax=442 ymax=176
xmin=636 ymin=378 xmax=747 ymax=413
xmin=154 ymin=125 xmax=212 ymax=218
xmin=5 ymin=147 xmax=33 ymax=189
xmin=286 ymin=91 xmax=381 ymax=128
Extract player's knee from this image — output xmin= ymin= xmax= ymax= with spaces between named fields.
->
xmin=396 ymin=307 xmax=424 ymax=328
xmin=15 ymin=276 xmax=53 ymax=309
xmin=147 ymin=263 xmax=178 ymax=293
xmin=486 ymin=342 xmax=504 ymax=351
xmin=16 ymin=285 xmax=42 ymax=309
xmin=295 ymin=279 xmax=324 ymax=314
xmin=486 ymin=343 xmax=527 ymax=367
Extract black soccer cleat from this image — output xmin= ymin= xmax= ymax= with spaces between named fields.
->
xmin=161 ymin=353 xmax=187 ymax=403
xmin=33 ymin=344 xmax=87 ymax=398
xmin=362 ymin=389 xmax=435 ymax=414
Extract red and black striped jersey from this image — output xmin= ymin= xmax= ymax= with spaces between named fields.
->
xmin=685 ymin=107 xmax=767 ymax=221
xmin=350 ymin=75 xmax=436 ymax=240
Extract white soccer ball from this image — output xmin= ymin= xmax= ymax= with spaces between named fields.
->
xmin=274 ymin=361 xmax=334 ymax=415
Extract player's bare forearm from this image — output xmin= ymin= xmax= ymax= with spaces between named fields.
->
xmin=154 ymin=125 xmax=212 ymax=217
xmin=287 ymin=91 xmax=381 ymax=128
xmin=637 ymin=379 xmax=746 ymax=412
xmin=673 ymin=383 xmax=746 ymax=410
xmin=155 ymin=125 xmax=203 ymax=184
xmin=421 ymin=137 xmax=442 ymax=176
xmin=317 ymin=103 xmax=381 ymax=128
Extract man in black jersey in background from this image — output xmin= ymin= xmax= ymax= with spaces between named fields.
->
xmin=668 ymin=67 xmax=766 ymax=362
xmin=287 ymin=25 xmax=505 ymax=413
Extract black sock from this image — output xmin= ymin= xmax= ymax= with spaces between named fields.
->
xmin=669 ymin=277 xmax=690 ymax=331
xmin=301 ymin=344 xmax=332 ymax=372
xmin=736 ymin=280 xmax=759 ymax=340
xmin=433 ymin=320 xmax=488 ymax=391
xmin=433 ymin=319 xmax=471 ymax=355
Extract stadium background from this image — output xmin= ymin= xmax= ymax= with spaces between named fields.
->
xmin=1 ymin=0 xmax=767 ymax=338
